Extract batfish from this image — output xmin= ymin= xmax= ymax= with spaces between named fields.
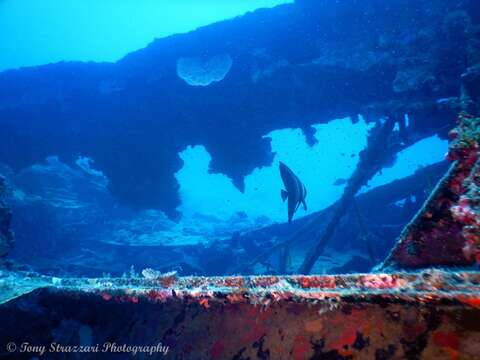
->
xmin=279 ymin=161 xmax=307 ymax=223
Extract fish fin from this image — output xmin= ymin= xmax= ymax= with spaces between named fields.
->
xmin=281 ymin=190 xmax=288 ymax=202
xmin=295 ymin=202 xmax=301 ymax=211
xmin=302 ymin=199 xmax=307 ymax=211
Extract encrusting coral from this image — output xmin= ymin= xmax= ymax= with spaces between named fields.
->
xmin=448 ymin=112 xmax=480 ymax=263
xmin=381 ymin=110 xmax=480 ymax=269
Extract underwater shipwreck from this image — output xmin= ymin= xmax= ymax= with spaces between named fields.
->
xmin=1 ymin=0 xmax=480 ymax=359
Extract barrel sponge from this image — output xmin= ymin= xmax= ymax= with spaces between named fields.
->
xmin=176 ymin=54 xmax=232 ymax=86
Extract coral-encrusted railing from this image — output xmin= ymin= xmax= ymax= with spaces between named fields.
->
xmin=2 ymin=270 xmax=480 ymax=359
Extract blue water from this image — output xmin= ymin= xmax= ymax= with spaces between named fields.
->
xmin=1 ymin=0 xmax=470 ymax=277
xmin=0 ymin=0 xmax=289 ymax=71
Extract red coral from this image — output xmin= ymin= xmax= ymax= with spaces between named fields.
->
xmin=199 ymin=298 xmax=210 ymax=309
xmin=358 ymin=274 xmax=399 ymax=289
xmin=253 ymin=276 xmax=278 ymax=287
xmin=146 ymin=289 xmax=170 ymax=302
xmin=223 ymin=277 xmax=245 ymax=287
xmin=295 ymin=276 xmax=336 ymax=289
xmin=159 ymin=275 xmax=177 ymax=288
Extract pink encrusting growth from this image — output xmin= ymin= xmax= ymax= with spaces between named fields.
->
xmin=382 ymin=111 xmax=480 ymax=269
xmin=88 ymin=271 xmax=480 ymax=307
xmin=448 ymin=112 xmax=480 ymax=264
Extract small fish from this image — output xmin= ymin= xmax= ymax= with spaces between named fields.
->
xmin=279 ymin=161 xmax=307 ymax=223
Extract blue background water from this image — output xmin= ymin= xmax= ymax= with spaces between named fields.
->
xmin=0 ymin=0 xmax=289 ymax=71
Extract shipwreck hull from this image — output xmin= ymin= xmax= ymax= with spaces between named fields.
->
xmin=0 ymin=1 xmax=479 ymax=358
xmin=1 ymin=272 xmax=480 ymax=359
